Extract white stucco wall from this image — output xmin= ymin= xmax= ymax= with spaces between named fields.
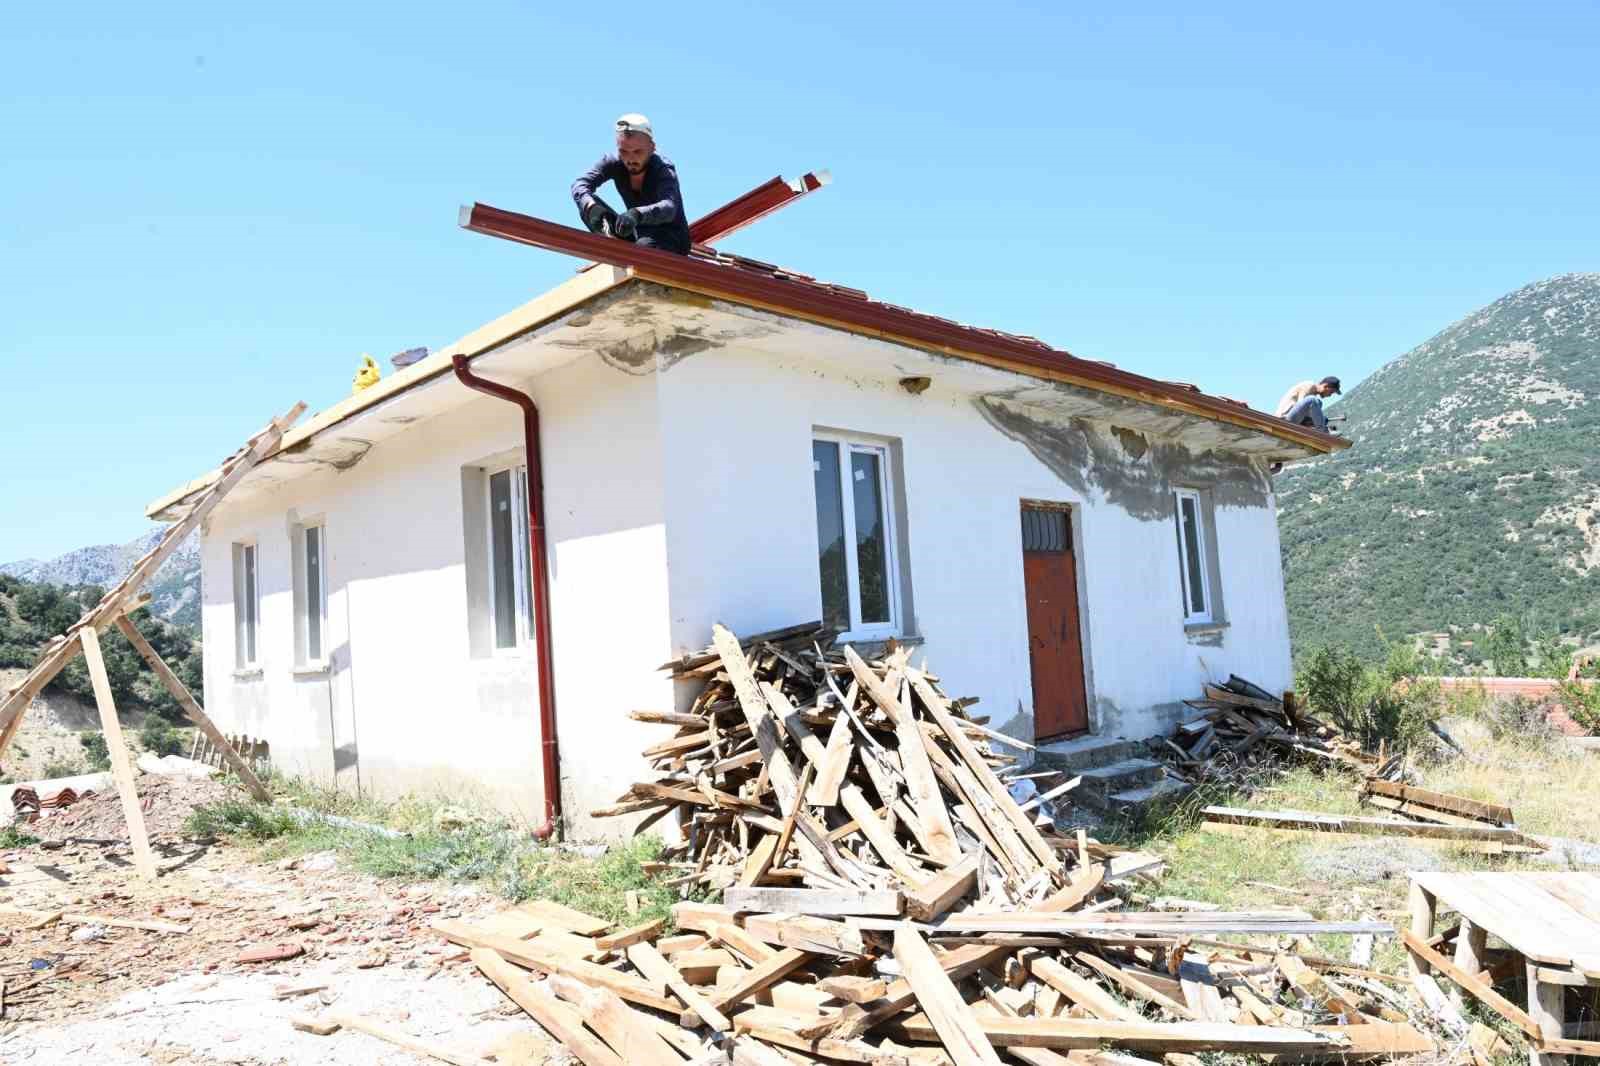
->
xmin=656 ymin=341 xmax=1292 ymax=744
xmin=199 ymin=353 xmax=674 ymax=832
xmin=193 ymin=289 xmax=1297 ymax=835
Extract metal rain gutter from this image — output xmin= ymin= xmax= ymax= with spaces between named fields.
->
xmin=689 ymin=170 xmax=831 ymax=245
xmin=450 ymin=355 xmax=562 ymax=839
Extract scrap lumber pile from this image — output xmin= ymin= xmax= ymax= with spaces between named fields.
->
xmin=437 ymin=895 xmax=1429 ymax=1065
xmin=433 ymin=625 xmax=1434 ymax=1065
xmin=598 ymin=622 xmax=1123 ymax=908
xmin=1160 ymin=676 xmax=1378 ymax=787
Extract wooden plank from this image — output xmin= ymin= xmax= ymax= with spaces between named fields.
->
xmin=893 ymin=925 xmax=1006 ymax=1066
xmin=0 ymin=906 xmax=187 ymax=934
xmin=904 ymin=854 xmax=979 ymax=922
xmin=820 ymin=943 xmax=1011 ymax=1039
xmin=1269 ymin=1021 xmax=1435 ymax=1062
xmin=934 ymin=911 xmax=1392 ymax=936
xmin=724 ymin=887 xmax=903 ymax=916
xmin=708 ymin=921 xmax=778 ymax=965
xmin=546 ymin=973 xmax=683 ymax=1066
xmin=713 ymin=625 xmax=801 ymax=810
xmin=322 ymin=1011 xmax=482 ymax=1066
xmin=434 ymin=921 xmax=676 ymax=1012
xmin=627 ymin=941 xmax=732 ymax=1032
xmin=1362 ymin=778 xmax=1513 ymax=825
xmin=742 ymin=912 xmax=867 ymax=956
xmin=1027 ymin=956 xmax=1141 ymax=1022
xmin=819 ymin=975 xmax=889 ymax=1004
xmin=1527 ymin=960 xmax=1568 ymax=1066
xmin=1202 ymin=806 xmax=1532 ymax=844
xmin=521 ymin=899 xmax=612 ymax=936
xmin=1072 ymin=953 xmax=1194 ymax=1019
xmin=1276 ymin=954 xmax=1364 ymax=1024
xmin=838 ymin=784 xmax=929 ymax=885
xmin=907 ymin=668 xmax=1056 ymax=867
xmin=1400 ymin=928 xmax=1545 ymax=1043
xmin=595 ymin=917 xmax=666 ymax=952
xmin=79 ymin=627 xmax=157 ymax=879
xmin=739 ymin=834 xmax=781 ymax=887
xmin=844 ymin=648 xmax=959 ymax=863
xmin=114 ymin=617 xmax=270 ymax=801
xmin=891 ymin=1014 xmax=1339 ymax=1054
xmin=472 ymin=948 xmax=625 ymax=1066
xmin=810 ymin=709 xmax=855 ymax=806
xmin=711 ymin=945 xmax=812 ymax=1010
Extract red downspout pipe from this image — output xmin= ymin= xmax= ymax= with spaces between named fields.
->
xmin=451 ymin=355 xmax=561 ymax=839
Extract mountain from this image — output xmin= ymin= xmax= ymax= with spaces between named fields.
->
xmin=1 ymin=528 xmax=200 ymax=630
xmin=1279 ymin=273 xmax=1600 ymax=663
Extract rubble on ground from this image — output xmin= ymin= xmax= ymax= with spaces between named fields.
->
xmin=421 ymin=625 xmax=1431 ymax=1065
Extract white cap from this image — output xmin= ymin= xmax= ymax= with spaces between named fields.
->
xmin=615 ymin=113 xmax=653 ymax=138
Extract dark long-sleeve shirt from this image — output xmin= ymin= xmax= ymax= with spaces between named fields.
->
xmin=571 ymin=153 xmax=690 ymax=253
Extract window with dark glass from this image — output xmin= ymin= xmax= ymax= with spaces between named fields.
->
xmin=1173 ymin=489 xmax=1211 ymax=623
xmin=488 ymin=466 xmax=533 ymax=649
xmin=812 ymin=436 xmax=899 ymax=637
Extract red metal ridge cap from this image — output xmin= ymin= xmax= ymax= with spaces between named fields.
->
xmin=458 ymin=202 xmax=1348 ymax=453
xmin=689 ymin=170 xmax=831 ymax=245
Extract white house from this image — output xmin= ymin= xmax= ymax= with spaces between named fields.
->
xmin=146 ymin=203 xmax=1345 ymax=837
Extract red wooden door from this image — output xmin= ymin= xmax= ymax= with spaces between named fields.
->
xmin=1022 ymin=506 xmax=1089 ymax=740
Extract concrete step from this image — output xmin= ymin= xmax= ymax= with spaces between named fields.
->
xmin=1106 ymin=777 xmax=1192 ymax=818
xmin=1074 ymin=757 xmax=1165 ymax=807
xmin=1033 ymin=735 xmax=1141 ymax=773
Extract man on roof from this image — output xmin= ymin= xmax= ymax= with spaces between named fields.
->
xmin=571 ymin=114 xmax=691 ymax=255
xmin=1275 ymin=375 xmax=1341 ymax=431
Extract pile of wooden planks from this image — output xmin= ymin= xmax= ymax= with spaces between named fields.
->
xmin=437 ymin=628 xmax=1437 ymax=1065
xmin=598 ymin=623 xmax=1114 ymax=913
xmin=1161 ymin=677 xmax=1377 ymax=786
xmin=438 ymin=895 xmax=1429 ymax=1065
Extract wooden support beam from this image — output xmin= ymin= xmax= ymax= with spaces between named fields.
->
xmin=114 ymin=617 xmax=270 ymax=802
xmin=473 ymin=949 xmax=625 ymax=1066
xmin=627 ymin=941 xmax=732 ymax=1032
xmin=894 ymin=925 xmax=1007 ymax=1066
xmin=80 ymin=627 xmax=157 ymax=879
xmin=723 ymin=887 xmax=903 ymax=916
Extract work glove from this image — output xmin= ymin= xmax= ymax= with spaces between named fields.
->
xmin=613 ymin=209 xmax=641 ymax=239
xmin=581 ymin=199 xmax=617 ymax=234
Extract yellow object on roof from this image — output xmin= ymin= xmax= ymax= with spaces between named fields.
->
xmin=352 ymin=353 xmax=381 ymax=393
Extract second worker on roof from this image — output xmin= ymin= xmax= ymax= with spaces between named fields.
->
xmin=572 ymin=114 xmax=691 ymax=255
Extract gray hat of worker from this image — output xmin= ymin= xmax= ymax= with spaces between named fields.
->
xmin=615 ymin=113 xmax=653 ymax=138
xmin=1320 ymin=375 xmax=1341 ymax=394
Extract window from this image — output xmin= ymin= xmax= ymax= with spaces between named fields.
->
xmin=487 ymin=465 xmax=533 ymax=650
xmin=292 ymin=522 xmax=328 ymax=665
xmin=813 ymin=434 xmax=901 ymax=639
xmin=232 ymin=542 xmax=259 ymax=668
xmin=1173 ymin=489 xmax=1212 ymax=624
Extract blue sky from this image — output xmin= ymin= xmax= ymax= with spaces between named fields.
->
xmin=3 ymin=2 xmax=1597 ymax=562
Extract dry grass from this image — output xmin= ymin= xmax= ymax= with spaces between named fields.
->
xmin=1133 ymin=730 xmax=1599 ymax=976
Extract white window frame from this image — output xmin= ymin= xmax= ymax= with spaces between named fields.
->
xmin=297 ymin=522 xmax=328 ymax=667
xmin=1173 ymin=488 xmax=1213 ymax=625
xmin=233 ymin=540 xmax=260 ymax=669
xmin=812 ymin=432 xmax=902 ymax=642
xmin=485 ymin=462 xmax=533 ymax=653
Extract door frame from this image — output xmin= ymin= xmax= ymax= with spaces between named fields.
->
xmin=1020 ymin=499 xmax=1097 ymax=740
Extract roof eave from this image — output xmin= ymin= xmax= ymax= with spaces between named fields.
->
xmin=460 ymin=203 xmax=1348 ymax=459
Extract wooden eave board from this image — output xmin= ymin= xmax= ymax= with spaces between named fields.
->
xmin=1411 ymin=872 xmax=1600 ymax=974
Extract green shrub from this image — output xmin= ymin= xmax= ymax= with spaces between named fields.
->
xmin=1556 ymin=681 xmax=1600 ymax=735
xmin=0 ymin=824 xmax=40 ymax=848
xmin=186 ymin=799 xmax=300 ymax=840
xmin=1298 ymin=643 xmax=1441 ymax=753
xmin=138 ymin=717 xmax=184 ymax=757
xmin=79 ymin=731 xmax=111 ymax=771
xmin=41 ymin=758 xmax=84 ymax=779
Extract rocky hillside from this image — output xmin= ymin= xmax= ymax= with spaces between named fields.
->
xmin=1279 ymin=273 xmax=1600 ymax=662
xmin=1 ymin=527 xmax=199 ymax=630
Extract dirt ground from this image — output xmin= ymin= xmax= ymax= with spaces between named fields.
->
xmin=0 ymin=780 xmax=559 ymax=1065
xmin=0 ymin=675 xmax=124 ymax=783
